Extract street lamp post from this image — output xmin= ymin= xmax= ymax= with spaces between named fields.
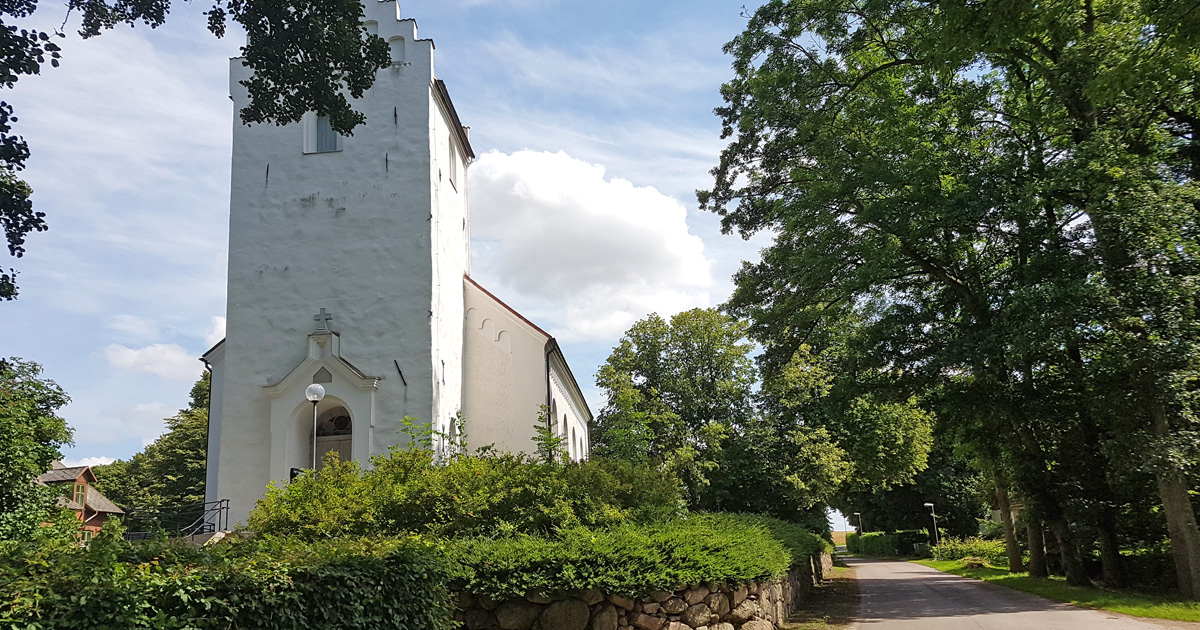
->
xmin=305 ymin=384 xmax=326 ymax=471
xmin=853 ymin=511 xmax=863 ymax=534
xmin=924 ymin=502 xmax=940 ymax=560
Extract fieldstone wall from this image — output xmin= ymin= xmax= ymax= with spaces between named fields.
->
xmin=453 ymin=552 xmax=833 ymax=630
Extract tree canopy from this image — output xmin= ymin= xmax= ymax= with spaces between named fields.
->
xmin=0 ymin=357 xmax=72 ymax=541
xmin=702 ymin=0 xmax=1200 ymax=594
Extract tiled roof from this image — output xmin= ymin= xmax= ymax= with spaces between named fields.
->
xmin=84 ymin=488 xmax=123 ymax=515
xmin=37 ymin=466 xmax=88 ymax=484
xmin=55 ymin=495 xmax=84 ymax=511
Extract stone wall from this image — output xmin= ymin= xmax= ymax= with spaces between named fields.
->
xmin=453 ymin=552 xmax=833 ymax=630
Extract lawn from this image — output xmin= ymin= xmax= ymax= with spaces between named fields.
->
xmin=915 ymin=559 xmax=1200 ymax=622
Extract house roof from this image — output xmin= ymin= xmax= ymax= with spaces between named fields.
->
xmin=84 ymin=488 xmax=124 ymax=515
xmin=464 ymin=275 xmax=551 ymax=339
xmin=37 ymin=466 xmax=95 ymax=484
xmin=38 ymin=462 xmax=123 ymax=515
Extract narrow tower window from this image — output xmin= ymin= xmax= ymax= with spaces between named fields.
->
xmin=304 ymin=113 xmax=342 ymax=154
xmin=316 ymin=116 xmax=340 ymax=153
xmin=389 ymin=37 xmax=406 ymax=62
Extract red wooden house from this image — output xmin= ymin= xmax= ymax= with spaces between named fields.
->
xmin=36 ymin=461 xmax=124 ymax=541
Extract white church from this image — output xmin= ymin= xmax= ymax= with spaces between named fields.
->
xmin=202 ymin=1 xmax=593 ymax=525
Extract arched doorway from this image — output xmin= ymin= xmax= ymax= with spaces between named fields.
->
xmin=313 ymin=407 xmax=352 ymax=470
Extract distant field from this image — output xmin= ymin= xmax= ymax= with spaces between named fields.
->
xmin=831 ymin=531 xmax=848 ymax=546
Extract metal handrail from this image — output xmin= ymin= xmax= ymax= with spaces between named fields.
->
xmin=123 ymin=499 xmax=229 ymax=540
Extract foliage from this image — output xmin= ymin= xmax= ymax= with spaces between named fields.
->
xmin=443 ymin=513 xmax=827 ymax=599
xmin=594 ymin=309 xmax=852 ymax=517
xmin=933 ymin=537 xmax=1009 ymax=568
xmin=834 ymin=438 xmax=990 ymax=538
xmin=0 ymin=0 xmax=389 ymax=298
xmin=93 ymin=371 xmax=210 ymax=513
xmin=532 ymin=405 xmax=568 ymax=464
xmin=0 ymin=520 xmax=455 ymax=629
xmin=702 ymin=0 xmax=1200 ymax=592
xmin=249 ymin=448 xmax=684 ymax=540
xmin=0 ymin=357 xmax=72 ymax=542
xmin=697 ymin=415 xmax=851 ymax=523
xmin=846 ymin=530 xmax=931 ymax=558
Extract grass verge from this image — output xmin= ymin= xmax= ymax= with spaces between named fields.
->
xmin=914 ymin=559 xmax=1200 ymax=622
xmin=782 ymin=564 xmax=859 ymax=629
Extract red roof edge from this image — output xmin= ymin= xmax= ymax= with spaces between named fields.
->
xmin=464 ymin=275 xmax=552 ymax=339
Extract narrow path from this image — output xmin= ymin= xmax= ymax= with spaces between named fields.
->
xmin=846 ymin=557 xmax=1191 ymax=629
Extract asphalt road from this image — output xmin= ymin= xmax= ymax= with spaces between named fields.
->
xmin=846 ymin=557 xmax=1194 ymax=629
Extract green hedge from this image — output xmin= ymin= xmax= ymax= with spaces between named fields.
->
xmin=0 ymin=527 xmax=454 ymax=630
xmin=933 ymin=537 xmax=1008 ymax=566
xmin=443 ymin=513 xmax=826 ymax=599
xmin=847 ymin=530 xmax=931 ymax=557
xmin=250 ymin=450 xmax=683 ymax=539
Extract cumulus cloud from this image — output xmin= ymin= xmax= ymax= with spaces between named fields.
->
xmin=104 ymin=343 xmax=199 ymax=381
xmin=72 ymin=402 xmax=175 ymax=446
xmin=205 ymin=316 xmax=227 ymax=347
xmin=61 ymin=456 xmax=116 ymax=468
xmin=104 ymin=314 xmax=161 ymax=342
xmin=469 ymin=150 xmax=712 ymax=341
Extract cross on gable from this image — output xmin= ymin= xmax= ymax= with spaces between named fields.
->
xmin=314 ymin=308 xmax=334 ymax=331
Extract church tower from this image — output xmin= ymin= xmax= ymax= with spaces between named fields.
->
xmin=203 ymin=0 xmax=473 ymax=524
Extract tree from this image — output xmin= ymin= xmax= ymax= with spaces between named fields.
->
xmin=701 ymin=0 xmax=1200 ymax=591
xmin=594 ymin=308 xmax=852 ymax=516
xmin=0 ymin=357 xmax=72 ymax=541
xmin=93 ymin=371 xmax=209 ymax=511
xmin=0 ymin=0 xmax=389 ymax=299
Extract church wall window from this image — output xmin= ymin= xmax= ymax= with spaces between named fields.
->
xmin=303 ymin=113 xmax=342 ymax=154
xmin=389 ymin=37 xmax=406 ymax=62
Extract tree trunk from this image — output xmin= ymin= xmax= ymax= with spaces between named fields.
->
xmin=1152 ymin=399 xmax=1200 ymax=600
xmin=1027 ymin=521 xmax=1048 ymax=578
xmin=994 ymin=475 xmax=1024 ymax=572
xmin=1050 ymin=518 xmax=1092 ymax=587
xmin=1097 ymin=507 xmax=1126 ymax=587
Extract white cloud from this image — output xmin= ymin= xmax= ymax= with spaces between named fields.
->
xmin=104 ymin=343 xmax=200 ymax=381
xmin=469 ymin=150 xmax=712 ymax=341
xmin=61 ymin=456 xmax=116 ymax=468
xmin=205 ymin=316 xmax=227 ymax=347
xmin=73 ymin=402 xmax=175 ymax=446
xmin=105 ymin=314 xmax=161 ymax=342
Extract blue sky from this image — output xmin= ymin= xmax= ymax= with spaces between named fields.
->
xmin=1 ymin=0 xmax=773 ymax=466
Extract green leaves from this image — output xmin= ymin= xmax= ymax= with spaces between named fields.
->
xmin=0 ymin=529 xmax=456 ymax=629
xmin=0 ymin=357 xmax=72 ymax=542
xmin=248 ymin=449 xmax=684 ymax=541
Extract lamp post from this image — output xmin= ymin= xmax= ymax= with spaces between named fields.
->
xmin=305 ymin=384 xmax=325 ymax=470
xmin=853 ymin=511 xmax=863 ymax=535
xmin=924 ymin=502 xmax=940 ymax=560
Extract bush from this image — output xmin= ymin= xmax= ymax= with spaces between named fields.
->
xmin=250 ymin=450 xmax=684 ymax=539
xmin=933 ymin=537 xmax=1008 ymax=566
xmin=0 ymin=522 xmax=454 ymax=629
xmin=846 ymin=530 xmax=931 ymax=557
xmin=443 ymin=513 xmax=824 ymax=599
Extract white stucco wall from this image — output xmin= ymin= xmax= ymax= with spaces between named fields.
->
xmin=549 ymin=358 xmax=590 ymax=461
xmin=211 ymin=2 xmax=469 ymax=525
xmin=461 ymin=279 xmax=591 ymax=461
xmin=462 ymin=279 xmax=550 ymax=455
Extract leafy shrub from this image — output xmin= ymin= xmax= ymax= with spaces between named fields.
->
xmin=0 ymin=522 xmax=454 ymax=629
xmin=847 ymin=530 xmax=932 ymax=557
xmin=443 ymin=513 xmax=821 ymax=599
xmin=933 ymin=537 xmax=1008 ymax=566
xmin=250 ymin=449 xmax=684 ymax=539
